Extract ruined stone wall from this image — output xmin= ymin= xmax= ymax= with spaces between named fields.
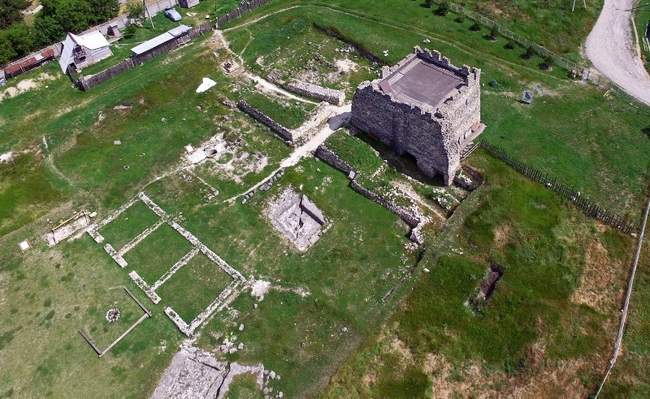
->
xmin=286 ymin=80 xmax=345 ymax=106
xmin=349 ymin=179 xmax=421 ymax=228
xmin=314 ymin=145 xmax=354 ymax=175
xmin=237 ymin=100 xmax=294 ymax=144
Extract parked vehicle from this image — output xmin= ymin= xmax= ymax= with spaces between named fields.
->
xmin=164 ymin=8 xmax=182 ymax=22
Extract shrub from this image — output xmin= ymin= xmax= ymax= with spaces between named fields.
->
xmin=469 ymin=22 xmax=481 ymax=31
xmin=454 ymin=15 xmax=464 ymax=23
xmin=123 ymin=23 xmax=137 ymax=39
xmin=488 ymin=26 xmax=498 ymax=41
xmin=523 ymin=46 xmax=535 ymax=59
xmin=423 ymin=0 xmax=433 ymax=8
xmin=540 ymin=56 xmax=553 ymax=70
xmin=504 ymin=40 xmax=516 ymax=49
xmin=127 ymin=0 xmax=144 ymax=21
xmin=435 ymin=1 xmax=449 ymax=16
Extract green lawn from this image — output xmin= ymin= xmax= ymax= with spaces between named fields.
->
xmin=99 ymin=201 xmax=160 ymax=250
xmin=157 ymin=253 xmax=234 ymax=322
xmin=324 ymin=149 xmax=634 ymax=398
xmin=124 ymin=224 xmax=193 ymax=283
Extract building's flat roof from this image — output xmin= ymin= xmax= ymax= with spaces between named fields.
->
xmin=131 ymin=25 xmax=190 ymax=55
xmin=379 ymin=56 xmax=465 ymax=108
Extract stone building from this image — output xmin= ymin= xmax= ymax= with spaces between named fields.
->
xmin=351 ymin=47 xmax=485 ymax=185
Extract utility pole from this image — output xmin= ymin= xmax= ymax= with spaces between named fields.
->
xmin=143 ymin=0 xmax=155 ymax=29
xmin=572 ymin=0 xmax=587 ymax=12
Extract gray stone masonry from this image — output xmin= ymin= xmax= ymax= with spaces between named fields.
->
xmin=237 ymin=100 xmax=293 ymax=144
xmin=286 ymin=80 xmax=345 ymax=106
xmin=351 ymin=47 xmax=484 ymax=185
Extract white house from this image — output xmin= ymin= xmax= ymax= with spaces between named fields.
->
xmin=59 ymin=30 xmax=112 ymax=73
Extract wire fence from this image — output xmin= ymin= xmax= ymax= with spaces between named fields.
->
xmin=479 ymin=140 xmax=639 ymax=235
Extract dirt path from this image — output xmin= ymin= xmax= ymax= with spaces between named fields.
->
xmin=224 ymin=104 xmax=351 ymax=203
xmin=585 ymin=0 xmax=650 ymax=106
xmin=222 ymin=4 xmax=566 ymax=84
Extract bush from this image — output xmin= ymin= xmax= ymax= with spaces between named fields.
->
xmin=469 ymin=22 xmax=481 ymax=31
xmin=454 ymin=15 xmax=464 ymax=23
xmin=488 ymin=26 xmax=498 ymax=41
xmin=423 ymin=0 xmax=433 ymax=8
xmin=127 ymin=0 xmax=144 ymax=21
xmin=523 ymin=46 xmax=535 ymax=59
xmin=540 ymin=56 xmax=553 ymax=70
xmin=123 ymin=23 xmax=138 ymax=39
xmin=504 ymin=40 xmax=516 ymax=49
xmin=435 ymin=1 xmax=449 ymax=16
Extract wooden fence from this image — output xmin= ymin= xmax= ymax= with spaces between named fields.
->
xmin=73 ymin=21 xmax=212 ymax=91
xmin=216 ymin=0 xmax=273 ymax=27
xmin=479 ymin=141 xmax=639 ymax=234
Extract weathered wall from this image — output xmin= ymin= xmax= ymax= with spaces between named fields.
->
xmin=237 ymin=100 xmax=294 ymax=144
xmin=349 ymin=179 xmax=421 ymax=228
xmin=286 ymin=80 xmax=345 ymax=105
xmin=314 ymin=145 xmax=354 ymax=175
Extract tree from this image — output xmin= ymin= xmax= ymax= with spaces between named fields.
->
xmin=523 ymin=45 xmax=535 ymax=59
xmin=127 ymin=0 xmax=144 ymax=21
xmin=5 ymin=23 xmax=33 ymax=56
xmin=435 ymin=1 xmax=449 ymax=16
xmin=0 ymin=0 xmax=30 ymax=29
xmin=0 ymin=31 xmax=17 ymax=65
xmin=488 ymin=26 xmax=498 ymax=40
xmin=87 ymin=0 xmax=119 ymax=24
xmin=32 ymin=14 xmax=64 ymax=47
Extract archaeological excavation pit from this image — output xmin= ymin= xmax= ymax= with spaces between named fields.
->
xmin=467 ymin=263 xmax=504 ymax=312
xmin=266 ymin=188 xmax=327 ymax=252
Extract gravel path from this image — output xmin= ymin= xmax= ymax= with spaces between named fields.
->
xmin=585 ymin=0 xmax=650 ymax=106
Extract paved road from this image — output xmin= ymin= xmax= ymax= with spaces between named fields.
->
xmin=585 ymin=0 xmax=650 ymax=106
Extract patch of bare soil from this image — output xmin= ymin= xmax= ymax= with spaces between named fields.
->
xmin=571 ymin=239 xmax=623 ymax=313
xmin=494 ymin=223 xmax=512 ymax=249
xmin=422 ymin=353 xmax=495 ymax=399
xmin=0 ymin=72 xmax=56 ymax=102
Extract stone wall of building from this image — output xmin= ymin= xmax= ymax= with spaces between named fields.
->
xmin=237 ymin=100 xmax=294 ymax=144
xmin=349 ymin=179 xmax=421 ymax=228
xmin=286 ymin=80 xmax=345 ymax=106
xmin=351 ymin=48 xmax=481 ymax=185
xmin=314 ymin=145 xmax=354 ymax=175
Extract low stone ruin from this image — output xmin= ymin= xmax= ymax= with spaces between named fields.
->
xmin=152 ymin=345 xmax=282 ymax=399
xmin=44 ymin=210 xmax=93 ymax=246
xmin=105 ymin=308 xmax=120 ymax=323
xmin=286 ymin=80 xmax=345 ymax=106
xmin=265 ymin=188 xmax=327 ymax=252
xmin=467 ymin=263 xmax=504 ymax=312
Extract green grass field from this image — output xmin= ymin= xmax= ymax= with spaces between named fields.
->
xmin=324 ymin=150 xmax=634 ymax=398
xmin=99 ymin=201 xmax=160 ymax=250
xmin=0 ymin=0 xmax=649 ymax=397
xmin=157 ymin=253 xmax=234 ymax=322
xmin=124 ymin=224 xmax=193 ymax=283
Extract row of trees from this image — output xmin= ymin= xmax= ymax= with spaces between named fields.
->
xmin=0 ymin=0 xmax=119 ymax=65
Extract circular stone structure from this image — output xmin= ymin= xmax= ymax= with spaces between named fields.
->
xmin=105 ymin=307 xmax=121 ymax=323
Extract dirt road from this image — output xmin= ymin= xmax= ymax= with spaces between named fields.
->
xmin=585 ymin=0 xmax=650 ymax=106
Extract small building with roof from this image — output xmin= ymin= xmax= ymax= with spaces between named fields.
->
xmin=59 ymin=31 xmax=112 ymax=73
xmin=351 ymin=47 xmax=485 ymax=185
xmin=130 ymin=25 xmax=192 ymax=60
